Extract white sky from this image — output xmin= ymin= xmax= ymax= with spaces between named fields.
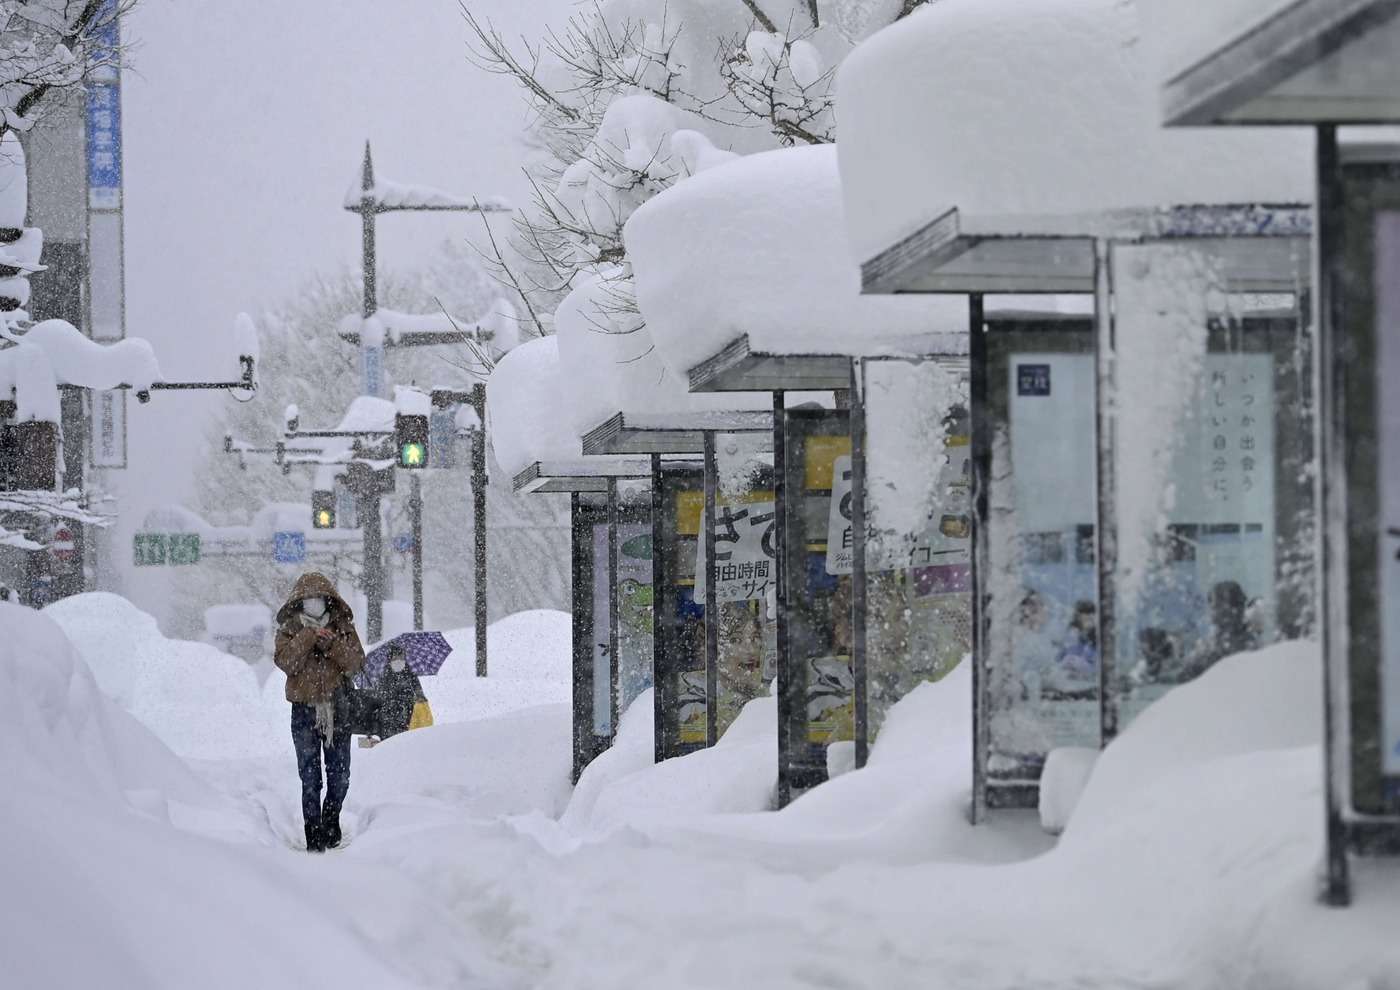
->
xmin=116 ymin=0 xmax=575 ymax=619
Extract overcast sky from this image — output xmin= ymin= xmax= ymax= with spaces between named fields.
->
xmin=117 ymin=0 xmax=574 ymax=619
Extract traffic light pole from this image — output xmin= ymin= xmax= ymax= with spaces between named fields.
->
xmin=410 ymin=472 xmax=423 ymax=631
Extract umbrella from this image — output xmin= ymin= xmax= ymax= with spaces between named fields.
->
xmin=361 ymin=631 xmax=454 ymax=685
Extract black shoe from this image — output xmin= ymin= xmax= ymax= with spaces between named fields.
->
xmin=321 ymin=816 xmax=342 ymax=850
xmin=304 ymin=821 xmax=325 ymax=853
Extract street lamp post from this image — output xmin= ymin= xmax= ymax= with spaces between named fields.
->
xmin=343 ymin=142 xmax=509 ymax=655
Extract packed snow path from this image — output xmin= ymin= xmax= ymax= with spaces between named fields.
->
xmin=8 ymin=595 xmax=1400 ymax=989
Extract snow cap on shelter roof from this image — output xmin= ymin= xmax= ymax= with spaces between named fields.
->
xmin=487 ymin=335 xmax=580 ymax=477
xmin=834 ymin=0 xmax=1314 ymax=264
xmin=553 ymin=266 xmax=769 ymax=433
xmin=625 ymin=144 xmax=966 ymax=378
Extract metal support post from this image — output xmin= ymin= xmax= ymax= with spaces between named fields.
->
xmin=967 ymin=294 xmax=990 ymax=824
xmin=702 ymin=431 xmax=719 ymax=746
xmin=608 ymin=476 xmax=621 ymax=733
xmin=410 ymin=473 xmax=423 ymax=631
xmin=1093 ymin=239 xmax=1120 ymax=747
xmin=472 ymin=383 xmax=489 ymax=676
xmin=850 ymin=362 xmax=869 ymax=769
xmin=361 ymin=490 xmax=384 ymax=643
xmin=772 ymin=391 xmax=791 ymax=807
xmin=1316 ymin=124 xmax=1352 ymax=907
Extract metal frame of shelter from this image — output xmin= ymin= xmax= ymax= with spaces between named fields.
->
xmin=512 ymin=457 xmax=650 ymax=782
xmin=581 ymin=410 xmax=771 ymax=761
xmin=859 ymin=202 xmax=1313 ymax=821
xmin=682 ymin=339 xmax=851 ymax=806
xmin=1157 ymin=0 xmax=1400 ymax=906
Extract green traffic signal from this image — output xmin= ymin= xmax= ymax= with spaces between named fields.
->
xmin=400 ymin=440 xmax=426 ymax=469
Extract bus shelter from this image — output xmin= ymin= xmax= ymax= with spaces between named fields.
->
xmin=628 ymin=143 xmax=970 ymax=807
xmin=491 ymin=336 xmax=655 ymax=781
xmin=582 ymin=410 xmax=772 ymax=760
xmin=1156 ymin=0 xmax=1400 ymax=905
xmin=512 ymin=461 xmax=647 ymax=782
xmin=834 ymin=0 xmax=1316 ymax=819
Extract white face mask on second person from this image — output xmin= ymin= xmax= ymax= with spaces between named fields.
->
xmin=390 ymin=657 xmax=406 ymax=673
xmin=302 ymin=597 xmax=327 ymax=619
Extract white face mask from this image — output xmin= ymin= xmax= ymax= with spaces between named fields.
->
xmin=302 ymin=597 xmax=327 ymax=619
xmin=389 ymin=657 xmax=406 ymax=673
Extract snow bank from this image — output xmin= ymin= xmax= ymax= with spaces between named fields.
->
xmin=835 ymin=0 xmax=1314 ymax=264
xmin=570 ymin=692 xmax=778 ymax=835
xmin=353 ymin=703 xmax=573 ymax=822
xmin=44 ymin=593 xmax=283 ymax=761
xmin=488 ymin=335 xmax=582 ymax=475
xmin=1064 ymin=639 xmax=1321 ymax=836
xmin=427 ymin=610 xmax=572 ymax=724
xmin=561 ymin=688 xmax=657 ymax=833
xmin=0 ymin=602 xmax=434 ymax=990
xmin=626 ymin=144 xmax=966 ymax=377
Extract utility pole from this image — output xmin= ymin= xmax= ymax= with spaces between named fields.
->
xmin=471 ymin=383 xmax=488 ymax=675
xmin=342 ymin=142 xmax=509 ymax=654
xmin=410 ymin=472 xmax=423 ymax=631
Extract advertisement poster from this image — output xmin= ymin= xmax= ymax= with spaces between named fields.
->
xmin=796 ymin=431 xmax=855 ymax=749
xmin=694 ymin=498 xmax=777 ymax=603
xmin=1378 ymin=212 xmax=1400 ymax=774
xmin=591 ymin=524 xmax=612 ymax=737
xmin=994 ymin=351 xmax=1101 ymax=767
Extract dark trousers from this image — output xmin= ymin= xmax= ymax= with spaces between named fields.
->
xmin=291 ymin=702 xmax=352 ymax=829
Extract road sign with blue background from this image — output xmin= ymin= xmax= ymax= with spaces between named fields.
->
xmin=273 ymin=531 xmax=307 ymax=564
xmin=85 ymin=0 xmax=122 ymax=210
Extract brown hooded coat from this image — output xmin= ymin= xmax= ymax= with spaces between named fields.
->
xmin=274 ymin=572 xmax=365 ymax=704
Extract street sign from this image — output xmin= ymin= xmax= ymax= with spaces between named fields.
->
xmin=50 ymin=527 xmax=76 ymax=563
xmin=133 ymin=533 xmax=167 ymax=566
xmin=273 ymin=531 xmax=306 ymax=564
xmin=168 ymin=533 xmax=201 ymax=565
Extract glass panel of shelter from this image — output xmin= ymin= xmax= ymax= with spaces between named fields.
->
xmin=1105 ymin=242 xmax=1314 ymax=737
xmin=612 ymin=479 xmax=654 ymax=731
xmin=653 ymin=463 xmax=707 ymax=760
xmin=981 ymin=315 xmax=1099 ymax=809
xmin=779 ymin=407 xmax=854 ymax=801
xmin=701 ymin=433 xmax=777 ymax=740
xmin=570 ymin=493 xmax=611 ymax=782
xmin=1338 ymin=162 xmax=1400 ymax=823
xmin=857 ymin=357 xmax=973 ymax=758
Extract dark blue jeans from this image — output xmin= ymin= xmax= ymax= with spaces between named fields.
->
xmin=291 ymin=701 xmax=351 ymax=830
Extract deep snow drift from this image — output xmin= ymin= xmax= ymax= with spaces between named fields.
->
xmin=6 ymin=596 xmax=1400 ymax=989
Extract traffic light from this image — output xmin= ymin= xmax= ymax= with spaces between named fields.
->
xmin=312 ymin=490 xmax=336 ymax=529
xmin=395 ymin=413 xmax=429 ymax=469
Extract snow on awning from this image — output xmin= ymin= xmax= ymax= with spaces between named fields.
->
xmin=1151 ymin=0 xmax=1400 ymax=125
xmin=488 ymin=336 xmax=584 ymax=479
xmin=835 ymin=0 xmax=1314 ymax=292
xmin=625 ymin=144 xmax=965 ymax=385
xmin=554 ymin=266 xmax=771 ymax=441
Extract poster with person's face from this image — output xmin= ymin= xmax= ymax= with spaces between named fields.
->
xmin=592 ymin=523 xmax=612 ymax=737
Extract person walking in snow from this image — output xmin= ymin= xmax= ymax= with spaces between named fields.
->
xmin=274 ymin=572 xmax=365 ymax=852
xmin=374 ymin=642 xmax=429 ymax=739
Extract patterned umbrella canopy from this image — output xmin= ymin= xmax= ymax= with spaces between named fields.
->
xmin=361 ymin=631 xmax=454 ymax=684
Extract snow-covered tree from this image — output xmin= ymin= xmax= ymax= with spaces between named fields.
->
xmin=464 ymin=0 xmax=931 ymax=333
